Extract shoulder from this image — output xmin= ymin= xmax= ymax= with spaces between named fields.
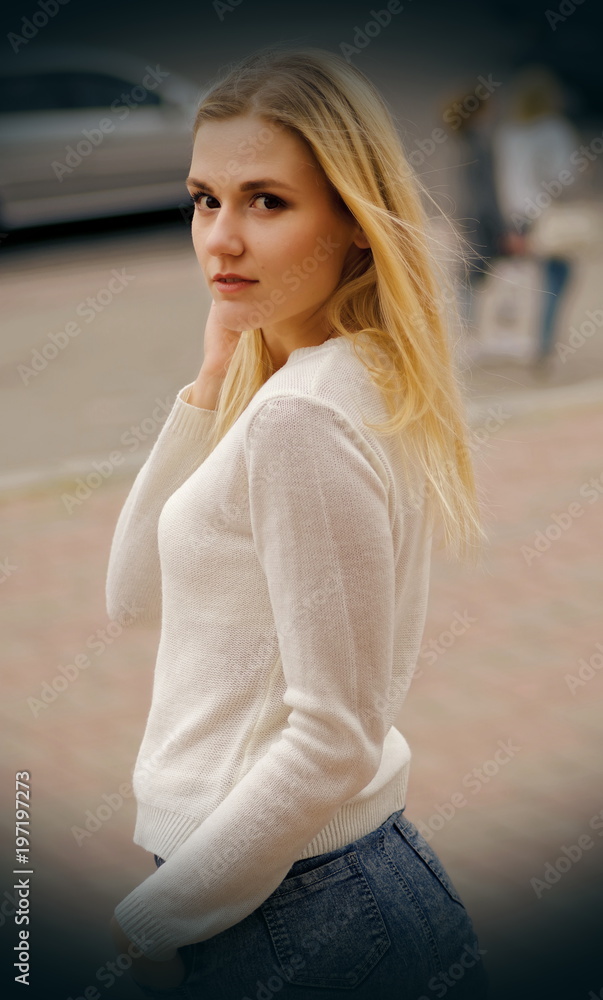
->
xmin=244 ymin=394 xmax=378 ymax=473
xmin=245 ymin=339 xmax=386 ymax=444
xmin=248 ymin=337 xmax=390 ymax=436
xmin=242 ymin=343 xmax=400 ymax=497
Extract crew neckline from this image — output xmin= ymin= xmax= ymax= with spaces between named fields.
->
xmin=284 ymin=337 xmax=347 ymax=365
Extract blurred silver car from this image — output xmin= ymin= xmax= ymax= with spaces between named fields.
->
xmin=0 ymin=46 xmax=203 ymax=230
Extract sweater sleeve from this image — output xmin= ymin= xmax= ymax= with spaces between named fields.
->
xmin=112 ymin=395 xmax=397 ymax=961
xmin=105 ymin=383 xmax=218 ymax=626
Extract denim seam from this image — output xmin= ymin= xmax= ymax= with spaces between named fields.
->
xmin=392 ymin=818 xmax=465 ymax=907
xmin=270 ymin=850 xmax=356 ymax=898
xmin=378 ymin=826 xmax=445 ymax=975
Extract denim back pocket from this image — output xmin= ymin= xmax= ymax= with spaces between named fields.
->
xmin=393 ymin=814 xmax=465 ymax=907
xmin=260 ymin=849 xmax=391 ymax=989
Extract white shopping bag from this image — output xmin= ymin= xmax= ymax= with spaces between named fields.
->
xmin=473 ymin=256 xmax=543 ymax=361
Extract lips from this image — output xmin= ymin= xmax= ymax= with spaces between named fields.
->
xmin=213 ymin=273 xmax=258 ymax=294
xmin=213 ymin=273 xmax=257 ymax=283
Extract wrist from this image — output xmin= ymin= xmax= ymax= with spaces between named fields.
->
xmin=188 ymin=369 xmax=225 ymax=410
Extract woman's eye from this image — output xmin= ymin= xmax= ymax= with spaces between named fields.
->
xmin=189 ymin=191 xmax=285 ymax=211
xmin=191 ymin=192 xmax=218 ymax=209
xmin=253 ymin=193 xmax=285 ymax=210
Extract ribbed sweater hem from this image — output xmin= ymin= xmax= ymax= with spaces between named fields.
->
xmin=298 ymin=765 xmax=409 ymax=858
xmin=131 ymin=760 xmax=409 ymax=866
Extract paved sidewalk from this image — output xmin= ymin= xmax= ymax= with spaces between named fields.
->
xmin=2 ymin=391 xmax=602 ymax=999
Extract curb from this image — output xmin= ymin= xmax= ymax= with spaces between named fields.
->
xmin=466 ymin=375 xmax=603 ymax=425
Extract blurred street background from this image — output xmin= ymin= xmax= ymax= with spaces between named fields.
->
xmin=1 ymin=0 xmax=602 ymax=997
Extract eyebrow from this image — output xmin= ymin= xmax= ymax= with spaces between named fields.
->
xmin=186 ymin=177 xmax=297 ymax=194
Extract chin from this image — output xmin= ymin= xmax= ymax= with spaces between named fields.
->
xmin=215 ymin=305 xmax=261 ymax=332
xmin=212 ymin=303 xmax=244 ymax=324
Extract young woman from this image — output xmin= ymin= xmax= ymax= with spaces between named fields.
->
xmin=106 ymin=45 xmax=488 ymax=999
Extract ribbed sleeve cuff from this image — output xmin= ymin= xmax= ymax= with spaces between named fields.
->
xmin=113 ymin=892 xmax=178 ymax=962
xmin=163 ymin=382 xmax=219 ymax=442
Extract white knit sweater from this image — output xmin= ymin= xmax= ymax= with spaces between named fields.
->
xmin=106 ymin=335 xmax=433 ymax=961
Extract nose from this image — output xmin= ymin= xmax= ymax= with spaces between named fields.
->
xmin=203 ymin=205 xmax=245 ymax=258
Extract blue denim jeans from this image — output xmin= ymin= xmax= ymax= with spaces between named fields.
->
xmin=130 ymin=809 xmax=489 ymax=999
xmin=538 ymin=256 xmax=572 ymax=361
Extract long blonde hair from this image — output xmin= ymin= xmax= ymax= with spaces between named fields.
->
xmin=191 ymin=45 xmax=486 ymax=564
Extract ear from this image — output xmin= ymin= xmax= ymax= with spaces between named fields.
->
xmin=352 ymin=226 xmax=371 ymax=250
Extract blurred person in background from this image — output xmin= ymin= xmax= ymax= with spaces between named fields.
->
xmin=442 ymin=82 xmax=509 ymax=344
xmin=492 ymin=65 xmax=580 ymax=372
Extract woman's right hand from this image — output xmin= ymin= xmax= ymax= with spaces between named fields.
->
xmin=189 ymin=302 xmax=244 ymax=410
xmin=201 ymin=301 xmax=244 ymax=376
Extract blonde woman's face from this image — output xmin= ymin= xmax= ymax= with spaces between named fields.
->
xmin=187 ymin=114 xmax=368 ymax=355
